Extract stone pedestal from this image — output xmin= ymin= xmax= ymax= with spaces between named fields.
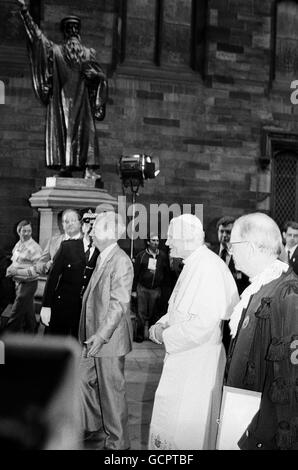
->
xmin=29 ymin=177 xmax=118 ymax=249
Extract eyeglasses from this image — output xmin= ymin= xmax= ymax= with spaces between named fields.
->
xmin=226 ymin=241 xmax=249 ymax=253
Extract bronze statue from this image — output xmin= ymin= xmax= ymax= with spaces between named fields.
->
xmin=16 ymin=0 xmax=108 ymax=177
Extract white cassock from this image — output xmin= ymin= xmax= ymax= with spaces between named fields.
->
xmin=148 ymin=244 xmax=239 ymax=450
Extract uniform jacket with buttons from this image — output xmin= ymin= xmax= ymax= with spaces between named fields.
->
xmin=79 ymin=244 xmax=134 ymax=357
xmin=42 ymin=239 xmax=99 ymax=334
xmin=225 ymin=268 xmax=298 ymax=450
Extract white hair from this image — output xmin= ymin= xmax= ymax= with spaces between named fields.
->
xmin=234 ymin=212 xmax=282 ymax=257
xmin=94 ymin=211 xmax=126 ymax=241
xmin=169 ymin=214 xmax=204 ymax=244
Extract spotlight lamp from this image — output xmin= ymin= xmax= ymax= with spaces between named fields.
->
xmin=118 ymin=154 xmax=159 ymax=190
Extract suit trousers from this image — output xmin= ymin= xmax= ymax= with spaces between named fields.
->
xmin=79 ymin=350 xmax=130 ymax=450
xmin=6 ymin=280 xmax=37 ymax=333
xmin=136 ymin=284 xmax=161 ymax=339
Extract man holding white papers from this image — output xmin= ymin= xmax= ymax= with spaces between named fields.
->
xmin=225 ymin=213 xmax=298 ymax=450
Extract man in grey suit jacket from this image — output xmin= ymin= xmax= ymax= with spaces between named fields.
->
xmin=79 ymin=211 xmax=134 ymax=450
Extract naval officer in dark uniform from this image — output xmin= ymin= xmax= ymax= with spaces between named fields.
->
xmin=40 ymin=211 xmax=99 ymax=337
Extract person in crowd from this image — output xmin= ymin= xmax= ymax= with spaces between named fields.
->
xmin=40 ymin=211 xmax=98 ymax=337
xmin=148 ymin=214 xmax=239 ymax=450
xmin=225 ymin=212 xmax=298 ymax=450
xmin=0 ymin=248 xmax=16 ymax=331
xmin=36 ymin=208 xmax=82 ymax=275
xmin=215 ymin=216 xmax=250 ymax=294
xmin=79 ymin=212 xmax=133 ymax=450
xmin=5 ymin=220 xmax=42 ymax=333
xmin=132 ymin=233 xmax=170 ymax=342
xmin=213 ymin=216 xmax=250 ymax=352
xmin=281 ymin=220 xmax=298 ymax=275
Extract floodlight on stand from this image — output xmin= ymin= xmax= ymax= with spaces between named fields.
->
xmin=118 ymin=154 xmax=159 ymax=259
xmin=118 ymin=154 xmax=158 ymax=191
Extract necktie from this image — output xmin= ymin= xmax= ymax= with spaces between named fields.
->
xmin=288 ymin=250 xmax=291 ymax=263
xmin=85 ymin=243 xmax=92 ymax=262
xmin=220 ymin=248 xmax=227 ymax=263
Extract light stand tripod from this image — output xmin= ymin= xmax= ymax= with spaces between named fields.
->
xmin=118 ymin=154 xmax=158 ymax=260
xmin=122 ymin=178 xmax=141 ymax=261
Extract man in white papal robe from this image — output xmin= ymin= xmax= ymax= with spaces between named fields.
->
xmin=148 ymin=214 xmax=239 ymax=450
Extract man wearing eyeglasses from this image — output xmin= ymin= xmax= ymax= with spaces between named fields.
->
xmin=225 ymin=212 xmax=298 ymax=450
xmin=215 ymin=216 xmax=250 ymax=353
xmin=216 ymin=216 xmax=250 ymax=294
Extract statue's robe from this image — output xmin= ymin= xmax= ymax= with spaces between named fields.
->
xmin=20 ymin=7 xmax=108 ymax=170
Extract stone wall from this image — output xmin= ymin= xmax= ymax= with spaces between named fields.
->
xmin=0 ymin=0 xmax=296 ymax=251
